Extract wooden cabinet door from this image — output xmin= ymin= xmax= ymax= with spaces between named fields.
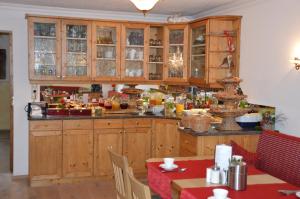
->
xmin=189 ymin=20 xmax=208 ymax=85
xmin=164 ymin=24 xmax=189 ymax=83
xmin=152 ymin=119 xmax=180 ymax=158
xmin=28 ymin=17 xmax=62 ymax=81
xmin=121 ymin=23 xmax=149 ymax=81
xmin=61 ymin=19 xmax=92 ymax=81
xmin=63 ymin=129 xmax=93 ymax=178
xmin=123 ymin=128 xmax=151 ymax=174
xmin=29 ymin=130 xmax=62 ymax=180
xmin=94 ymin=128 xmax=123 ymax=177
xmin=92 ymin=21 xmax=121 ymax=81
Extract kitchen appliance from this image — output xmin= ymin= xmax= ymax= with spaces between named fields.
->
xmin=25 ymin=102 xmax=48 ymax=117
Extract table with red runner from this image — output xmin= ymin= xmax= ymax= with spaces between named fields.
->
xmin=180 ymin=183 xmax=300 ymax=199
xmin=147 ymin=159 xmax=263 ymax=199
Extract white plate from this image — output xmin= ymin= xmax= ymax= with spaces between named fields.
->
xmin=207 ymin=197 xmax=230 ymax=199
xmin=296 ymin=192 xmax=300 ymax=198
xmin=159 ymin=163 xmax=178 ymax=171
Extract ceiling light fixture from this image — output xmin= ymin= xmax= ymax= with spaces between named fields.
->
xmin=130 ymin=0 xmax=159 ymax=15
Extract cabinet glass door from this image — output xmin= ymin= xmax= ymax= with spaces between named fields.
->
xmin=165 ymin=25 xmax=188 ymax=82
xmin=122 ymin=25 xmax=147 ymax=80
xmin=148 ymin=26 xmax=164 ymax=81
xmin=28 ymin=18 xmax=61 ymax=80
xmin=62 ymin=20 xmax=91 ymax=80
xmin=93 ymin=22 xmax=120 ymax=80
xmin=190 ymin=22 xmax=206 ymax=80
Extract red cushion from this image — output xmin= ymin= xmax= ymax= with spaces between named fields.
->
xmin=230 ymin=140 xmax=257 ymax=164
xmin=255 ymin=130 xmax=300 ymax=186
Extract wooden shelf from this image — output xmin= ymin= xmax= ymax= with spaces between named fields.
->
xmin=149 ymin=46 xmax=163 ymax=48
xmin=66 ymin=37 xmax=87 ymax=40
xmin=192 ymin=44 xmax=205 ymax=47
xmin=34 ymin=35 xmax=56 ymax=39
xmin=126 ymin=45 xmax=144 ymax=48
xmin=125 ymin=59 xmax=143 ymax=62
xmin=169 ymin=44 xmax=184 ymax=47
xmin=148 ymin=62 xmax=164 ymax=64
xmin=192 ymin=54 xmax=205 ymax=57
xmin=96 ymin=43 xmax=116 ymax=47
xmin=67 ymin=52 xmax=87 ymax=54
xmin=34 ymin=51 xmax=56 ymax=54
xmin=96 ymin=58 xmax=116 ymax=61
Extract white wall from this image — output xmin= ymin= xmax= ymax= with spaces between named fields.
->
xmin=195 ymin=0 xmax=300 ymax=136
xmin=0 ymin=3 xmax=170 ymax=176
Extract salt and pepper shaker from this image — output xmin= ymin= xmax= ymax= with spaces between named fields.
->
xmin=210 ymin=165 xmax=221 ymax=184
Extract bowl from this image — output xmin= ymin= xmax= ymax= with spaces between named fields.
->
xmin=236 ymin=113 xmax=262 ymax=123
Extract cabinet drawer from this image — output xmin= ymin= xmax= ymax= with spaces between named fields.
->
xmin=30 ymin=120 xmax=62 ymax=131
xmin=63 ymin=120 xmax=93 ymax=130
xmin=94 ymin=119 xmax=123 ymax=129
xmin=123 ymin=119 xmax=151 ymax=128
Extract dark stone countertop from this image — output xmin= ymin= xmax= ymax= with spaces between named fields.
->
xmin=28 ymin=113 xmax=181 ymax=121
xmin=178 ymin=127 xmax=262 ymax=136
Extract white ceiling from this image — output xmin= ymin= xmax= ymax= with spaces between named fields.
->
xmin=0 ymin=0 xmax=246 ymax=16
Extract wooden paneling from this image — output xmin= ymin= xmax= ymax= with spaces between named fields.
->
xmin=123 ymin=128 xmax=151 ymax=174
xmin=94 ymin=129 xmax=123 ymax=177
xmin=63 ymin=129 xmax=93 ymax=178
xmin=29 ymin=130 xmax=62 ymax=180
xmin=63 ymin=120 xmax=93 ymax=130
xmin=94 ymin=119 xmax=123 ymax=129
xmin=30 ymin=120 xmax=62 ymax=131
xmin=179 ymin=131 xmax=260 ymax=157
xmin=152 ymin=119 xmax=180 ymax=158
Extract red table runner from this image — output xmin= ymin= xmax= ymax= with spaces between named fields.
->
xmin=180 ymin=183 xmax=300 ymax=199
xmin=147 ymin=159 xmax=263 ymax=199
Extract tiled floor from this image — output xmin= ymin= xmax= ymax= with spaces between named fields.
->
xmin=0 ymin=130 xmax=10 ymax=173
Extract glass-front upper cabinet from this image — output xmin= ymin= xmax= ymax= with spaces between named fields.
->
xmin=62 ymin=20 xmax=91 ymax=80
xmin=189 ymin=21 xmax=207 ymax=84
xmin=164 ymin=24 xmax=188 ymax=82
xmin=92 ymin=22 xmax=121 ymax=81
xmin=121 ymin=24 xmax=149 ymax=81
xmin=148 ymin=26 xmax=164 ymax=81
xmin=28 ymin=17 xmax=61 ymax=80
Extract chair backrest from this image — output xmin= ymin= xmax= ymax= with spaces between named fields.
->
xmin=128 ymin=167 xmax=152 ymax=199
xmin=255 ymin=130 xmax=300 ymax=186
xmin=108 ymin=148 xmax=132 ymax=199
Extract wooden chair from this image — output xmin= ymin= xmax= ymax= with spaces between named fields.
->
xmin=108 ymin=148 xmax=132 ymax=199
xmin=127 ymin=167 xmax=152 ymax=199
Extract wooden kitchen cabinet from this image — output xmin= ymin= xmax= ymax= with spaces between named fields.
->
xmin=93 ymin=119 xmax=123 ymax=177
xmin=164 ymin=24 xmax=189 ymax=83
xmin=179 ymin=131 xmax=259 ymax=157
xmin=123 ymin=127 xmax=151 ymax=174
xmin=62 ymin=120 xmax=93 ymax=178
xmin=152 ymin=119 xmax=180 ymax=158
xmin=121 ymin=23 xmax=149 ymax=81
xmin=61 ymin=19 xmax=92 ymax=81
xmin=28 ymin=17 xmax=62 ymax=81
xmin=29 ymin=120 xmax=62 ymax=181
xmin=92 ymin=21 xmax=121 ymax=81
xmin=189 ymin=16 xmax=241 ymax=87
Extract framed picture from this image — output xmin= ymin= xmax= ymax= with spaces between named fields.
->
xmin=0 ymin=49 xmax=7 ymax=80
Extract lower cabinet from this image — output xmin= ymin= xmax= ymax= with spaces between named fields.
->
xmin=94 ymin=128 xmax=123 ymax=177
xmin=179 ymin=132 xmax=260 ymax=157
xmin=29 ymin=120 xmax=63 ymax=181
xmin=29 ymin=130 xmax=62 ymax=180
xmin=123 ymin=127 xmax=151 ymax=174
xmin=62 ymin=120 xmax=93 ymax=178
xmin=63 ymin=129 xmax=93 ymax=178
xmin=152 ymin=119 xmax=180 ymax=158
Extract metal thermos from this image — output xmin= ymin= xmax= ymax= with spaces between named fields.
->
xmin=227 ymin=162 xmax=247 ymax=191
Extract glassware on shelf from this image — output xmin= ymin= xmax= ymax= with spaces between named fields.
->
xmin=67 ymin=25 xmax=87 ymax=38
xmin=168 ymin=46 xmax=184 ymax=78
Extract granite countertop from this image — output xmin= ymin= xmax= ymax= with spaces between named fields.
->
xmin=178 ymin=127 xmax=261 ymax=136
xmin=28 ymin=113 xmax=181 ymax=121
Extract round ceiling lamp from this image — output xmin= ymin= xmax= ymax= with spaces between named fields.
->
xmin=130 ymin=0 xmax=159 ymax=15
